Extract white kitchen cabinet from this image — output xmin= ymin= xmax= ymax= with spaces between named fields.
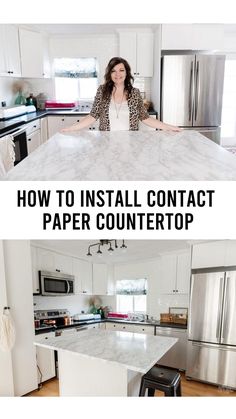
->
xmin=0 ymin=241 xmax=38 ymax=396
xmin=27 ymin=130 xmax=41 ymax=154
xmin=105 ymin=322 xmax=155 ymax=335
xmin=161 ymin=24 xmax=224 ymax=50
xmin=119 ymin=31 xmax=153 ymax=77
xmin=92 ymin=263 xmax=114 ymax=295
xmin=176 ymin=252 xmax=191 ymax=294
xmin=40 ymin=117 xmax=48 ymax=144
xmin=155 ymin=327 xmax=187 ymax=370
xmin=31 ymin=246 xmax=73 ymax=293
xmin=191 ymin=240 xmax=236 ymax=269
xmin=86 ymin=323 xmax=100 ymax=330
xmin=127 ymin=324 xmax=155 ymax=335
xmin=191 ymin=241 xmax=226 ymax=269
xmin=19 ymin=28 xmax=45 ymax=78
xmin=72 ymin=257 xmax=93 ymax=295
xmin=36 ymin=333 xmax=56 ymax=383
xmin=53 ymin=253 xmax=73 ymax=275
xmin=159 ymin=252 xmax=190 ymax=294
xmin=47 ymin=116 xmax=85 ymax=138
xmin=0 ymin=25 xmax=21 ymax=76
xmin=225 ymin=241 xmax=236 ymax=266
xmin=106 ymin=322 xmax=129 ymax=332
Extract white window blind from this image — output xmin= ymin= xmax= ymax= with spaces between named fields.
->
xmin=116 ymin=278 xmax=147 ymax=295
xmin=54 ymin=58 xmax=98 ymax=78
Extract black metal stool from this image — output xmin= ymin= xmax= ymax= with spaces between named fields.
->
xmin=139 ymin=365 xmax=181 ymax=397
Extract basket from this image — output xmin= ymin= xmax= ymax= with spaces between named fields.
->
xmin=171 ymin=314 xmax=187 ymax=325
xmin=160 ymin=313 xmax=173 ymax=323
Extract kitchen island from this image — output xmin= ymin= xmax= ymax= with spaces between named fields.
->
xmin=34 ymin=329 xmax=177 ymax=396
xmin=4 ymin=130 xmax=236 ymax=180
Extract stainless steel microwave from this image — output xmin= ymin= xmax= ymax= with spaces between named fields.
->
xmin=39 ymin=271 xmax=75 ymax=296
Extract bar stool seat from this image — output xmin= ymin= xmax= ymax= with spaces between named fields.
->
xmin=139 ymin=365 xmax=181 ymax=397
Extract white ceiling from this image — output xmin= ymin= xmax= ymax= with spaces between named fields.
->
xmin=31 ymin=239 xmax=198 ymax=264
xmin=21 ymin=24 xmax=159 ymax=36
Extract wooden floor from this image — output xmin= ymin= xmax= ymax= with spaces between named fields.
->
xmin=26 ymin=373 xmax=236 ymax=397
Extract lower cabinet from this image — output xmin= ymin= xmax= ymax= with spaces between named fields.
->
xmin=155 ymin=327 xmax=187 ymax=371
xmin=105 ymin=322 xmax=155 ymax=335
xmin=36 ymin=332 xmax=56 ymax=383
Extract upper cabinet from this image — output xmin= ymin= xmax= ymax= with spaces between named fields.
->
xmin=72 ymin=257 xmax=93 ymax=295
xmin=0 ymin=25 xmax=21 ymax=76
xmin=119 ymin=31 xmax=154 ymax=77
xmin=92 ymin=263 xmax=114 ymax=295
xmin=191 ymin=241 xmax=236 ymax=269
xmin=19 ymin=28 xmax=49 ymax=78
xmin=161 ymin=24 xmax=224 ymax=50
xmin=31 ymin=246 xmax=73 ymax=293
xmin=159 ymin=251 xmax=190 ymax=294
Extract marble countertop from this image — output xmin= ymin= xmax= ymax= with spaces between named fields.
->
xmin=34 ymin=329 xmax=177 ymax=373
xmin=35 ymin=318 xmax=186 ymax=335
xmin=5 ymin=130 xmax=236 ymax=180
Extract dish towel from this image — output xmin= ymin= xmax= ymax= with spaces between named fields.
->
xmin=0 ymin=135 xmax=15 ymax=177
xmin=0 ymin=308 xmax=16 ymax=352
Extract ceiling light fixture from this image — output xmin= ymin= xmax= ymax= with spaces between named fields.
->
xmin=86 ymin=240 xmax=127 ymax=257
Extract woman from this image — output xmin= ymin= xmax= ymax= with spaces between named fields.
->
xmin=61 ymin=57 xmax=181 ymax=132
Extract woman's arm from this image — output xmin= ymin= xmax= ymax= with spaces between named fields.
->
xmin=142 ymin=117 xmax=182 ymax=132
xmin=61 ymin=115 xmax=96 ymax=132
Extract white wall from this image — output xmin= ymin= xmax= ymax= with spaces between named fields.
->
xmin=0 ymin=76 xmax=54 ymax=107
xmin=34 ymin=294 xmax=91 ymax=316
xmin=2 ymin=240 xmax=38 ymax=396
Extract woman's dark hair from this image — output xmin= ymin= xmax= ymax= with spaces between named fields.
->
xmin=102 ymin=57 xmax=134 ymax=99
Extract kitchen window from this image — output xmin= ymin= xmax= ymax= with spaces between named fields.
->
xmin=221 ymin=55 xmax=236 ymax=146
xmin=53 ymin=57 xmax=98 ymax=101
xmin=116 ymin=278 xmax=147 ymax=313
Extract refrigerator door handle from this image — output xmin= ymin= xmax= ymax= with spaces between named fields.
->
xmin=191 ymin=341 xmax=236 ymax=352
xmin=220 ymin=277 xmax=230 ymax=342
xmin=194 ymin=60 xmax=200 ymax=121
xmin=216 ymin=276 xmax=225 ymax=339
xmin=189 ymin=61 xmax=194 ymax=121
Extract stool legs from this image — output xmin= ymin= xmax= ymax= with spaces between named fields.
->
xmin=139 ymin=376 xmax=181 ymax=397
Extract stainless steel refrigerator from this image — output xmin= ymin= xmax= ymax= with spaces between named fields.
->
xmin=161 ymin=52 xmax=225 ymax=144
xmin=186 ymin=267 xmax=236 ymax=389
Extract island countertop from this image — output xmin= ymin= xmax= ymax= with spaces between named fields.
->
xmin=4 ymin=130 xmax=236 ymax=180
xmin=34 ymin=329 xmax=177 ymax=374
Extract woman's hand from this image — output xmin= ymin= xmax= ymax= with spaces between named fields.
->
xmin=163 ymin=125 xmax=182 ymax=132
xmin=60 ymin=115 xmax=96 ymax=133
xmin=142 ymin=117 xmax=182 ymax=132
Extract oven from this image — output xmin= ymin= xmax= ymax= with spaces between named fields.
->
xmin=10 ymin=126 xmax=28 ymax=165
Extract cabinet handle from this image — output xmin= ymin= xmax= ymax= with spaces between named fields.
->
xmin=33 ymin=125 xmax=37 ymax=128
xmin=173 ymin=290 xmax=175 ymax=293
xmin=28 ymin=138 xmax=31 ymax=141
xmin=62 ymin=118 xmax=64 ymax=121
xmin=82 ymin=290 xmax=87 ymax=293
xmin=77 ymin=120 xmax=80 ymax=122
xmin=55 ymin=269 xmax=60 ymax=272
xmin=176 ymin=289 xmax=178 ymax=293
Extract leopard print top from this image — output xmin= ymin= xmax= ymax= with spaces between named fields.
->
xmin=90 ymin=85 xmax=149 ymax=130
